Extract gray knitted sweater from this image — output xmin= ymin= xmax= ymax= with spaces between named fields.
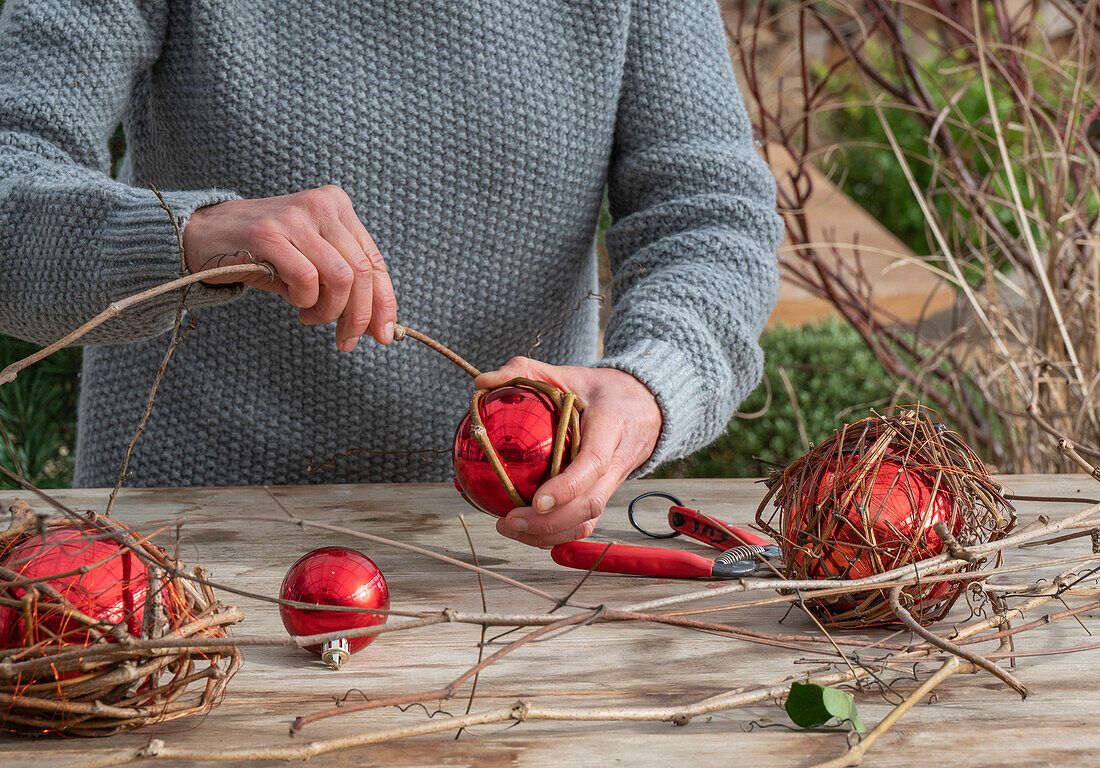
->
xmin=0 ymin=0 xmax=781 ymax=488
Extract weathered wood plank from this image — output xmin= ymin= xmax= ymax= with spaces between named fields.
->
xmin=1 ymin=476 xmax=1099 ymax=767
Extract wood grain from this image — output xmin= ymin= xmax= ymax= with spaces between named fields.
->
xmin=2 ymin=476 xmax=1100 ymax=767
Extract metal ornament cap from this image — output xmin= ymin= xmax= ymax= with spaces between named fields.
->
xmin=321 ymin=638 xmax=351 ymax=670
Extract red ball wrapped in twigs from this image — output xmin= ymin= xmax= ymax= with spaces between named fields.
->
xmin=386 ymin=327 xmax=583 ymax=518
xmin=0 ymin=525 xmax=165 ymax=650
xmin=0 ymin=504 xmax=241 ymax=736
xmin=757 ymin=408 xmax=1014 ymax=628
xmin=453 ymin=377 xmax=581 ymax=517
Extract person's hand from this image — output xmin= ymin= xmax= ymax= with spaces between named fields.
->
xmin=474 ymin=358 xmax=662 ymax=548
xmin=182 ymin=186 xmax=397 ymax=351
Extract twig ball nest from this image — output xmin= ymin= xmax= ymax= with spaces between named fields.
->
xmin=452 ymin=377 xmax=582 ymax=517
xmin=0 ymin=504 xmax=241 ymax=736
xmin=756 ymin=409 xmax=1014 ymax=628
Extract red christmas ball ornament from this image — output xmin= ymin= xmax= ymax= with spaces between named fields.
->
xmin=452 ymin=381 xmax=580 ymax=517
xmin=0 ymin=526 xmax=160 ymax=651
xmin=280 ymin=546 xmax=389 ymax=670
xmin=0 ymin=507 xmax=239 ymax=736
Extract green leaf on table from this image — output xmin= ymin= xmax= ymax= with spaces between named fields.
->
xmin=785 ymin=682 xmax=866 ymax=733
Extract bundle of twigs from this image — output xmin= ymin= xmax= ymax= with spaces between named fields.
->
xmin=0 ymin=500 xmax=241 ymax=736
xmin=756 ymin=407 xmax=1014 ymax=626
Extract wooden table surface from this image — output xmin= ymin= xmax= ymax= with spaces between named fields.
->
xmin=3 ymin=476 xmax=1100 ymax=767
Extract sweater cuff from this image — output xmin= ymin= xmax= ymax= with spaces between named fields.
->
xmin=594 ymin=339 xmax=705 ymax=477
xmin=99 ymin=186 xmax=244 ymax=325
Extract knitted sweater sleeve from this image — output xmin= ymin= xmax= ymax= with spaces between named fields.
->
xmin=594 ymin=0 xmax=783 ymax=475
xmin=0 ymin=0 xmax=241 ymax=347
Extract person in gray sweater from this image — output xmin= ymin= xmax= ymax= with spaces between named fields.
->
xmin=0 ymin=0 xmax=782 ymax=547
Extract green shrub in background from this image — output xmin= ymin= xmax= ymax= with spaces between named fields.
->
xmin=655 ymin=319 xmax=894 ymax=479
xmin=822 ymin=46 xmax=1035 ymax=262
xmin=0 ymin=335 xmax=80 ymax=489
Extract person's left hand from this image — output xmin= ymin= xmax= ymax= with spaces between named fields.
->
xmin=474 ymin=357 xmax=662 ymax=548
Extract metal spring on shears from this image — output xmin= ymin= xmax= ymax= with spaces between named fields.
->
xmin=714 ymin=544 xmax=768 ymax=566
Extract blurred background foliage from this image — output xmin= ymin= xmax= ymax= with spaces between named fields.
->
xmin=0 ymin=336 xmax=80 ymax=489
xmin=823 ymin=43 xmax=1039 ymax=271
xmin=732 ymin=0 xmax=1100 ymax=472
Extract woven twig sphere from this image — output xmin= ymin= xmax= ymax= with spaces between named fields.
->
xmin=0 ymin=502 xmax=241 ymax=736
xmin=756 ymin=409 xmax=1014 ymax=628
xmin=453 ymin=377 xmax=583 ymax=517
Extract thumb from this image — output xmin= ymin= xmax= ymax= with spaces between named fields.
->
xmin=474 ymin=356 xmax=572 ymax=391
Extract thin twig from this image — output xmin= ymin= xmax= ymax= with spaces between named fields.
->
xmin=811 ymin=657 xmax=967 ymax=768
xmin=0 ymin=263 xmax=272 ymax=387
xmin=888 ymin=584 xmax=1027 ymax=696
xmin=392 ymin=324 xmax=481 ymax=378
xmin=455 ymin=513 xmax=487 ymax=740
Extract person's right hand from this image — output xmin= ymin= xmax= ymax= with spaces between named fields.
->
xmin=182 ymin=185 xmax=397 ymax=351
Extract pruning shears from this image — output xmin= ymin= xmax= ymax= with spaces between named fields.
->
xmin=550 ymin=492 xmax=780 ymax=579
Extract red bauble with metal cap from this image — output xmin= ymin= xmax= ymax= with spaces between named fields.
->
xmin=452 ymin=385 xmax=573 ymax=517
xmin=279 ymin=547 xmax=389 ymax=668
xmin=0 ymin=526 xmax=157 ymax=650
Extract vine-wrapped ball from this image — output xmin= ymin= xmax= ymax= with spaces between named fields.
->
xmin=0 ymin=525 xmax=166 ymax=652
xmin=784 ymin=457 xmax=963 ymax=623
xmin=452 ymin=385 xmax=573 ymax=517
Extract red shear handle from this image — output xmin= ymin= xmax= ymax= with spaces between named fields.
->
xmin=550 ymin=541 xmax=715 ymax=579
xmin=669 ymin=506 xmax=772 ymax=549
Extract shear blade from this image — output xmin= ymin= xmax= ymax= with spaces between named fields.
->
xmin=711 ymin=559 xmax=757 ymax=578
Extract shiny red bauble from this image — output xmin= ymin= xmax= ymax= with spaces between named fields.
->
xmin=279 ymin=547 xmax=389 ymax=656
xmin=786 ymin=457 xmax=962 ymax=613
xmin=0 ymin=526 xmax=157 ymax=649
xmin=452 ymin=385 xmax=572 ymax=517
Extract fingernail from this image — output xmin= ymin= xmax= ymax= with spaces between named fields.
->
xmin=535 ymin=495 xmax=554 ymax=513
xmin=509 ymin=517 xmax=529 ymax=533
xmin=383 ymin=321 xmax=394 ymax=344
xmin=338 ymin=338 xmax=356 ymax=352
